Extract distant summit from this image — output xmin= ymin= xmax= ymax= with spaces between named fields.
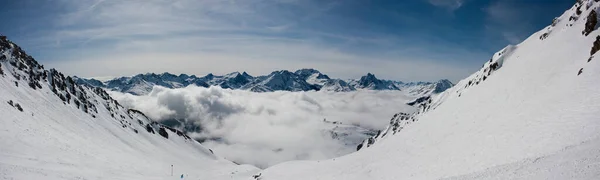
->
xmin=433 ymin=79 xmax=454 ymax=94
xmin=348 ymin=73 xmax=400 ymax=90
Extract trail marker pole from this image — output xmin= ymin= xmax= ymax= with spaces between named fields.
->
xmin=171 ymin=165 xmax=173 ymax=176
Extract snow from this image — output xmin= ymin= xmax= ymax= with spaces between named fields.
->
xmin=0 ymin=41 xmax=259 ymax=179
xmin=442 ymin=137 xmax=600 ymax=179
xmin=4 ymin=1 xmax=599 ymax=179
xmin=256 ymin=1 xmax=600 ymax=179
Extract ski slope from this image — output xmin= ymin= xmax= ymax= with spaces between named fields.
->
xmin=0 ymin=38 xmax=259 ymax=179
xmin=258 ymin=1 xmax=600 ymax=179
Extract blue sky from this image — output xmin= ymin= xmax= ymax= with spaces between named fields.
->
xmin=0 ymin=0 xmax=573 ymax=82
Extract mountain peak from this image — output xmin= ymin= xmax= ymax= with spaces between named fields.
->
xmin=358 ymin=73 xmax=380 ymax=84
xmin=295 ymin=68 xmax=330 ymax=81
xmin=242 ymin=71 xmax=252 ymax=78
xmin=363 ymin=73 xmax=377 ymax=79
xmin=351 ymin=73 xmax=400 ymax=90
xmin=204 ymin=73 xmax=215 ymax=79
xmin=294 ymin=68 xmax=321 ymax=75
xmin=437 ymin=79 xmax=453 ymax=84
xmin=433 ymin=79 xmax=454 ymax=93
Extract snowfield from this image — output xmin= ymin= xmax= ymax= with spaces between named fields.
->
xmin=2 ymin=0 xmax=600 ymax=179
xmin=257 ymin=1 xmax=600 ymax=179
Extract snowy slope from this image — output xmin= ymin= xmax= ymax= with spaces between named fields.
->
xmin=0 ymin=37 xmax=258 ymax=179
xmin=257 ymin=1 xmax=600 ymax=179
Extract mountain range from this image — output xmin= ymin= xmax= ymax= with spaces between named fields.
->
xmin=75 ymin=69 xmax=454 ymax=96
xmin=3 ymin=0 xmax=600 ymax=179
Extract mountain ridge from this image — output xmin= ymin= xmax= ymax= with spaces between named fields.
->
xmin=77 ymin=68 xmax=453 ymax=96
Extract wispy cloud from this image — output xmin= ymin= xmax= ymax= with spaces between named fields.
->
xmin=427 ymin=0 xmax=465 ymax=11
xmin=6 ymin=0 xmax=493 ymax=82
xmin=484 ymin=0 xmax=522 ymax=43
xmin=483 ymin=0 xmax=559 ymax=44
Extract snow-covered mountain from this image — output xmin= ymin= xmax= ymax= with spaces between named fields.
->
xmin=7 ymin=0 xmax=598 ymax=179
xmin=0 ymin=36 xmax=259 ymax=179
xmin=397 ymin=79 xmax=455 ymax=96
xmin=257 ymin=1 xmax=600 ymax=179
xmin=244 ymin=70 xmax=320 ymax=92
xmin=80 ymin=68 xmax=452 ymax=95
xmin=203 ymin=72 xmax=253 ymax=89
xmin=295 ymin=68 xmax=331 ymax=84
xmin=348 ymin=73 xmax=400 ymax=90
xmin=76 ymin=72 xmax=210 ymax=95
xmin=320 ymin=79 xmax=356 ymax=92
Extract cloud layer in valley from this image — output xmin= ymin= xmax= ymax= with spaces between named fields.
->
xmin=110 ymin=86 xmax=416 ymax=168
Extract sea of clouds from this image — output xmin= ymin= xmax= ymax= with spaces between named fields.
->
xmin=110 ymin=86 xmax=416 ymax=168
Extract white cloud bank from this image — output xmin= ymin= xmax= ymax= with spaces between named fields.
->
xmin=110 ymin=86 xmax=416 ymax=168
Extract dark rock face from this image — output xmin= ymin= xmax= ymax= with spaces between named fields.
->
xmin=146 ymin=124 xmax=155 ymax=134
xmin=356 ymin=143 xmax=363 ymax=151
xmin=358 ymin=73 xmax=379 ymax=88
xmin=591 ymin=36 xmax=600 ymax=55
xmin=584 ymin=10 xmax=598 ymax=36
xmin=433 ymin=79 xmax=454 ymax=94
xmin=407 ymin=96 xmax=431 ymax=106
xmin=158 ymin=127 xmax=169 ymax=139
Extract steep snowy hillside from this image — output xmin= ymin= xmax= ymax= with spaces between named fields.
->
xmin=0 ymin=36 xmax=258 ymax=179
xmin=257 ymin=1 xmax=600 ymax=179
xmin=83 ymin=70 xmax=451 ymax=95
